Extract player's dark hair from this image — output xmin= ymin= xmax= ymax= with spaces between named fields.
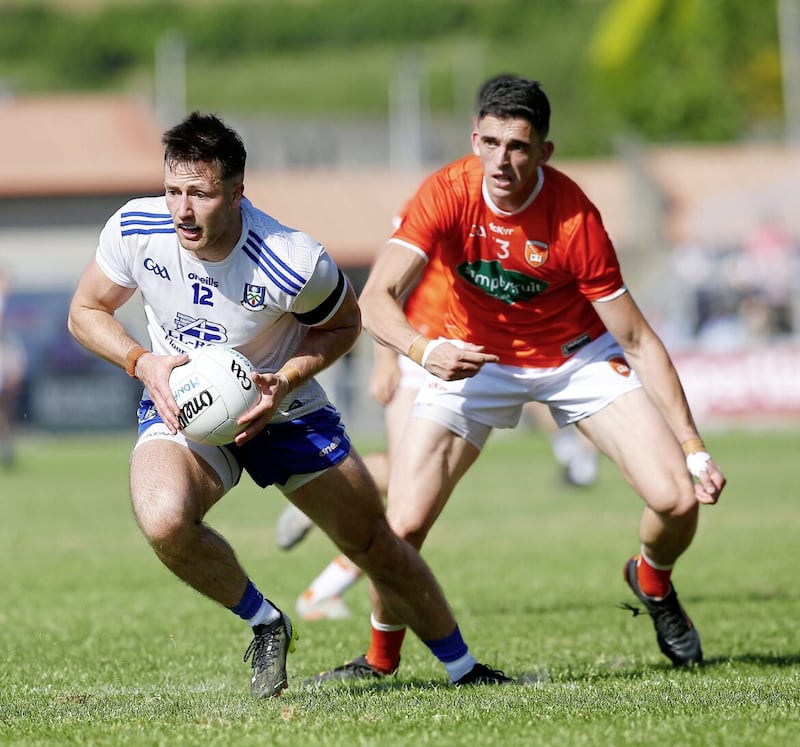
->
xmin=162 ymin=111 xmax=246 ymax=182
xmin=476 ymin=74 xmax=551 ymax=138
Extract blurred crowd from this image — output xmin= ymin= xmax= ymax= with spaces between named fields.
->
xmin=0 ymin=270 xmax=28 ymax=467
xmin=669 ymin=218 xmax=799 ymax=350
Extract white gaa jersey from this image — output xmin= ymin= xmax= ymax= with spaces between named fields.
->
xmin=96 ymin=195 xmax=347 ymax=423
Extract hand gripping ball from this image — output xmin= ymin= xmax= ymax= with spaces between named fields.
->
xmin=168 ymin=346 xmax=260 ymax=445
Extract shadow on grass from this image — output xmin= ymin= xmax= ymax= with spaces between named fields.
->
xmin=503 ymin=586 xmax=800 ymax=619
xmin=296 ymin=650 xmax=800 ymax=695
xmin=699 ymin=652 xmax=800 ymax=668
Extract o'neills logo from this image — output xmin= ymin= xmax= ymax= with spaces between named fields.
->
xmin=524 ymin=240 xmax=549 ymax=268
xmin=178 ymin=389 xmax=214 ymax=429
xmin=608 ymin=356 xmax=631 ymax=377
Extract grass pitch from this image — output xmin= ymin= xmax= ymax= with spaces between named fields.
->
xmin=1 ymin=428 xmax=798 ymax=746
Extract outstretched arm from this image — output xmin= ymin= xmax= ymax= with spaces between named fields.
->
xmin=593 ymin=291 xmax=726 ymax=504
xmin=359 ymin=243 xmax=498 ymax=380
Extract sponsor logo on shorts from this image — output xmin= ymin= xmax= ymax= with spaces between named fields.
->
xmin=319 ymin=436 xmax=341 ymax=457
xmin=608 ymin=356 xmax=632 ymax=377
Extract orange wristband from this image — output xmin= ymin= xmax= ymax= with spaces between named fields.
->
xmin=125 ymin=345 xmax=148 ymax=379
xmin=277 ymin=364 xmax=302 ymax=391
xmin=407 ymin=334 xmax=429 ymax=366
xmin=681 ymin=437 xmax=706 ymax=456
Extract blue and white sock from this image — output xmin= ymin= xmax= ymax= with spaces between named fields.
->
xmin=229 ymin=580 xmax=280 ymax=627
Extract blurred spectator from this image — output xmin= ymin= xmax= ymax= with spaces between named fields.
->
xmin=671 ymin=216 xmax=799 ymax=345
xmin=0 ymin=270 xmax=28 ymax=467
xmin=737 ymin=216 xmax=798 ymax=336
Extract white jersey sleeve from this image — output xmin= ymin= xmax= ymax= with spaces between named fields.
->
xmin=95 ymin=203 xmax=146 ymax=288
xmin=290 ymin=251 xmax=347 ymax=325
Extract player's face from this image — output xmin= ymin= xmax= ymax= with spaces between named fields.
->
xmin=164 ymin=160 xmax=244 ymax=260
xmin=471 ymin=115 xmax=553 ymax=212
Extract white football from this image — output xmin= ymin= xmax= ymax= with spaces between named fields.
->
xmin=169 ymin=346 xmax=260 ymax=445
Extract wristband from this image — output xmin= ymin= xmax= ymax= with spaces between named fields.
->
xmin=680 ymin=437 xmax=705 ymax=456
xmin=686 ymin=451 xmax=711 ymax=479
xmin=277 ymin=363 xmax=302 ymax=391
xmin=407 ymin=334 xmax=430 ymax=366
xmin=420 ymin=339 xmax=447 ymax=368
xmin=125 ymin=345 xmax=148 ymax=379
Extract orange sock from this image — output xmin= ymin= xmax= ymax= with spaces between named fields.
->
xmin=636 ymin=553 xmax=672 ymax=599
xmin=366 ymin=625 xmax=406 ymax=674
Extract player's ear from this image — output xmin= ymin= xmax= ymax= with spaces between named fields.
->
xmin=470 ymin=128 xmax=481 ymax=156
xmin=230 ymin=181 xmax=245 ymax=208
xmin=539 ymin=140 xmax=554 ymax=165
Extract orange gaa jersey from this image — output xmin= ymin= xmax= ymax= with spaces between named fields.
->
xmin=403 ymin=253 xmax=452 ymax=340
xmin=389 ymin=155 xmax=624 ymax=367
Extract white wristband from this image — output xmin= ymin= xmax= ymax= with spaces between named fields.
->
xmin=420 ymin=339 xmax=447 ymax=368
xmin=686 ymin=451 xmax=711 ymax=479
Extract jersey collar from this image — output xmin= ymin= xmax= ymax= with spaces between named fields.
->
xmin=482 ymin=166 xmax=544 ymax=217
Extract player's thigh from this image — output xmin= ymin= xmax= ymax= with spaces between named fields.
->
xmin=577 ymin=388 xmax=693 ymax=512
xmin=386 ymin=415 xmax=480 ymax=541
xmin=385 ymin=385 xmax=419 ymax=459
xmin=287 ymin=451 xmax=384 ymax=555
xmin=130 ymin=439 xmax=225 ymax=532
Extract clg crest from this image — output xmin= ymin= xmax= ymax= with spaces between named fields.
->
xmin=241 ymin=283 xmax=267 ymax=311
xmin=524 ymin=240 xmax=549 ymax=268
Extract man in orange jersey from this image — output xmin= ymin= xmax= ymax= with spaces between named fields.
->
xmin=310 ymin=73 xmax=726 ymax=682
xmin=280 ymin=249 xmax=599 ymax=621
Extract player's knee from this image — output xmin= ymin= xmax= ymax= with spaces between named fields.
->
xmin=132 ymin=494 xmax=194 ymax=551
xmin=384 ymin=507 xmax=432 ymax=549
xmin=649 ymin=472 xmax=698 ymax=519
xmin=347 ymin=518 xmax=410 ymax=580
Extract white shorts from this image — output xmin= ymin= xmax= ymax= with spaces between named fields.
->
xmin=412 ymin=332 xmax=641 ymax=449
xmin=398 ymin=354 xmax=435 ymax=391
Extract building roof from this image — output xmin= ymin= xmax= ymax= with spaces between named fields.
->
xmin=2 ymin=92 xmax=799 ymax=269
xmin=0 ymin=93 xmax=164 ymax=198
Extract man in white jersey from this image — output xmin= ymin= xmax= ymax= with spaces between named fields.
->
xmin=67 ymin=112 xmax=509 ymax=697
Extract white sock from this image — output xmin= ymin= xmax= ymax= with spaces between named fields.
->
xmin=370 ymin=613 xmax=406 ymax=633
xmin=445 ymin=652 xmax=477 ymax=683
xmin=247 ymin=599 xmax=281 ymax=627
xmin=640 ymin=546 xmax=674 ymax=571
xmin=306 ymin=556 xmax=362 ymax=601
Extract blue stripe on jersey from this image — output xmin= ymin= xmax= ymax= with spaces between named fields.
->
xmin=121 ymin=218 xmax=173 ymax=227
xmin=120 ymin=210 xmax=176 ymax=236
xmin=121 ymin=210 xmax=172 ymax=220
xmin=121 ymin=228 xmax=176 ymax=236
xmin=243 ymin=232 xmax=306 ymax=296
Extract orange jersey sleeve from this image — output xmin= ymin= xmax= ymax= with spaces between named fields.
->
xmin=389 ymin=157 xmax=624 ymax=367
xmin=403 ymin=254 xmax=452 ymax=339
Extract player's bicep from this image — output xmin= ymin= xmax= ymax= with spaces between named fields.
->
xmin=71 ymin=258 xmax=136 ymax=315
xmin=592 ymin=290 xmax=651 ymax=351
xmin=362 ymin=242 xmax=427 ymax=302
xmin=291 ymin=252 xmax=348 ymax=326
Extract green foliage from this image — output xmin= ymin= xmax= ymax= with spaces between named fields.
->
xmin=0 ymin=0 xmax=786 ymax=153
xmin=585 ymin=0 xmax=783 ymax=142
xmin=1 ymin=428 xmax=799 ymax=745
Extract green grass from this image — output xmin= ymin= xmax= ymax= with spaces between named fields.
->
xmin=1 ymin=429 xmax=798 ymax=745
